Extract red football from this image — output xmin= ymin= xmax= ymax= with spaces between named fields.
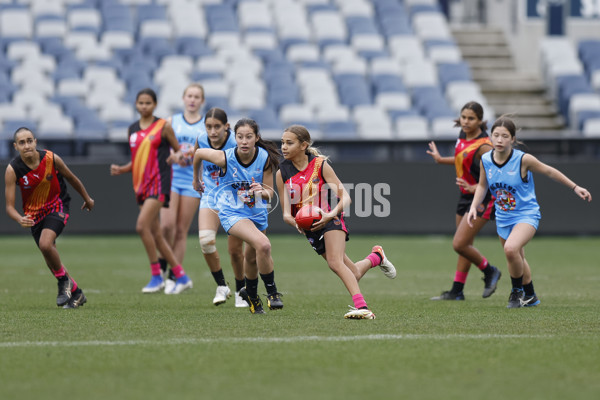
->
xmin=295 ymin=205 xmax=322 ymax=230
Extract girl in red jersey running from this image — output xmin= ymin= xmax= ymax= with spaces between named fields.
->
xmin=275 ymin=125 xmax=397 ymax=320
xmin=426 ymin=101 xmax=501 ymax=301
xmin=110 ymin=88 xmax=192 ymax=294
xmin=5 ymin=127 xmax=94 ymax=309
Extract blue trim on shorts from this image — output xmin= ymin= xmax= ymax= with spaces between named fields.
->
xmin=171 ymin=181 xmax=201 ymax=198
xmin=496 ymin=218 xmax=540 ymax=240
xmin=220 ymin=215 xmax=268 ymax=233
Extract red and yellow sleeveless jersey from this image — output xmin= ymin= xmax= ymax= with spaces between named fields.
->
xmin=9 ymin=150 xmax=70 ymax=224
xmin=279 ymin=155 xmax=332 ymax=218
xmin=454 ymin=131 xmax=491 ymax=194
xmin=128 ymin=118 xmax=171 ymax=200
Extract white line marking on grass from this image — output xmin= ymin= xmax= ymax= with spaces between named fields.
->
xmin=0 ymin=334 xmax=554 ymax=348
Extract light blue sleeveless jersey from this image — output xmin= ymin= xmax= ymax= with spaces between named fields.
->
xmin=211 ymin=146 xmax=270 ymax=232
xmin=171 ymin=113 xmax=205 ymax=195
xmin=481 ymin=149 xmax=541 ymax=227
xmin=196 ymin=130 xmax=237 ymax=209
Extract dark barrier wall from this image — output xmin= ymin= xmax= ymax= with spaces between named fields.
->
xmin=1 ymin=162 xmax=598 ymax=235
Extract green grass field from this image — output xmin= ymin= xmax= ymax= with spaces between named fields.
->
xmin=1 ymin=234 xmax=599 ymax=400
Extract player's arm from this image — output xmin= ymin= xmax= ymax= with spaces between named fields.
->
xmin=4 ymin=165 xmax=34 ymax=227
xmin=193 ymin=148 xmax=226 ymax=168
xmin=523 ymin=154 xmax=592 ymax=202
xmin=457 ymin=143 xmax=493 ymax=193
xmin=54 ymin=155 xmax=95 ymax=211
xmin=426 ymin=141 xmax=455 ymax=165
xmin=162 ymin=123 xmax=184 ymax=165
xmin=311 ymin=160 xmax=351 ymax=231
xmin=467 ymin=160 xmax=489 ymax=227
xmin=110 ymin=161 xmax=131 ymax=175
xmin=275 ymin=170 xmax=302 ymax=232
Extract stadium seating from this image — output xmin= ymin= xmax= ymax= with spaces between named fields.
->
xmin=0 ymin=0 xmax=498 ymax=152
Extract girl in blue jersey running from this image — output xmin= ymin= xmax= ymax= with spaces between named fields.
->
xmin=159 ymin=83 xmax=205 ymax=294
xmin=193 ymin=118 xmax=282 ymax=314
xmin=467 ymin=116 xmax=592 ymax=308
xmin=194 ymin=108 xmax=246 ymax=307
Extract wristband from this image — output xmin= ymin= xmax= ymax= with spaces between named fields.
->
xmin=572 ymin=184 xmax=577 ymax=191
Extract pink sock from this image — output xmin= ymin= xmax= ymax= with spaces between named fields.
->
xmin=477 ymin=258 xmax=489 ymax=271
xmin=150 ymin=262 xmax=161 ymax=276
xmin=454 ymin=270 xmax=468 ymax=284
xmin=53 ymin=265 xmax=66 ymax=278
xmin=171 ymin=265 xmax=185 ymax=279
xmin=352 ymin=293 xmax=368 ymax=309
xmin=366 ymin=253 xmax=381 ymax=268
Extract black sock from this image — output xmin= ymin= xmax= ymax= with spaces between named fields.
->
xmin=260 ymin=271 xmax=278 ymax=296
xmin=451 ymin=281 xmax=464 ymax=293
xmin=158 ymin=258 xmax=168 ymax=273
xmin=211 ymin=269 xmax=227 ymax=287
xmin=235 ymin=278 xmax=245 ymax=293
xmin=246 ymin=277 xmax=259 ymax=298
xmin=481 ymin=265 xmax=493 ymax=276
xmin=523 ymin=281 xmax=535 ymax=296
xmin=510 ymin=275 xmax=523 ymax=290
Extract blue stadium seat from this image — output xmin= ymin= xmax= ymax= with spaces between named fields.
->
xmin=557 ymin=74 xmax=594 ymax=118
xmin=320 ymin=121 xmax=358 ymax=139
xmin=346 ymin=16 xmax=379 ymax=36
xmin=176 ymin=37 xmax=213 ymax=58
xmin=204 ymin=96 xmax=230 ymax=112
xmin=205 ymin=4 xmax=238 ymax=33
xmin=576 ymin=110 xmax=600 ymax=130
xmin=411 ymin=86 xmax=455 ymax=120
xmin=437 ymin=62 xmax=472 ymax=89
xmin=372 ymin=74 xmax=407 ymax=94
xmin=136 ymin=4 xmax=167 ymax=26
xmin=2 ymin=120 xmax=37 ymax=140
xmin=247 ymin=107 xmax=282 ymax=131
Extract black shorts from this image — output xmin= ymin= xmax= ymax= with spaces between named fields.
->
xmin=304 ymin=215 xmax=349 ymax=255
xmin=137 ymin=193 xmax=170 ymax=208
xmin=31 ymin=212 xmax=69 ymax=246
xmin=456 ymin=193 xmax=495 ymax=220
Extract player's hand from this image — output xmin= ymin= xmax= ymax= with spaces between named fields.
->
xmin=426 ymin=141 xmax=441 ymax=162
xmin=456 ymin=178 xmax=474 ymax=193
xmin=167 ymin=150 xmax=183 ymax=166
xmin=466 ymin=208 xmax=477 ymax=227
xmin=82 ymin=198 xmax=95 ymax=211
xmin=574 ymin=186 xmax=592 ymax=202
xmin=110 ymin=164 xmax=122 ymax=176
xmin=248 ymin=177 xmax=263 ymax=199
xmin=19 ymin=214 xmax=35 ymax=228
xmin=193 ymin=178 xmax=205 ymax=193
xmin=310 ymin=208 xmax=331 ymax=232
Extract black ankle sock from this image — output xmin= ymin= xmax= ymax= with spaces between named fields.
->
xmin=235 ymin=278 xmax=245 ymax=293
xmin=158 ymin=258 xmax=168 ymax=273
xmin=211 ymin=269 xmax=227 ymax=287
xmin=523 ymin=281 xmax=535 ymax=296
xmin=482 ymin=265 xmax=493 ymax=276
xmin=246 ymin=277 xmax=259 ymax=298
xmin=451 ymin=281 xmax=464 ymax=293
xmin=260 ymin=271 xmax=278 ymax=295
xmin=510 ymin=275 xmax=523 ymax=290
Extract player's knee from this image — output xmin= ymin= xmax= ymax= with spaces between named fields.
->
xmin=198 ymin=230 xmax=217 ymax=254
xmin=38 ymin=240 xmax=53 ymax=254
xmin=255 ymin=239 xmax=271 ymax=257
